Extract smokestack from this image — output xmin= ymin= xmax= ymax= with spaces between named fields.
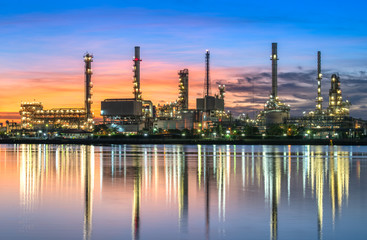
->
xmin=84 ymin=52 xmax=93 ymax=129
xmin=316 ymin=51 xmax=323 ymax=113
xmin=133 ymin=46 xmax=142 ymax=100
xmin=271 ymin=43 xmax=278 ymax=99
xmin=204 ymin=50 xmax=211 ymax=97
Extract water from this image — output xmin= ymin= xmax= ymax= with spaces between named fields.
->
xmin=0 ymin=144 xmax=366 ymax=240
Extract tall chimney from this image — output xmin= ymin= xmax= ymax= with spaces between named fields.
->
xmin=271 ymin=43 xmax=278 ymax=99
xmin=133 ymin=46 xmax=142 ymax=100
xmin=84 ymin=52 xmax=93 ymax=130
xmin=204 ymin=50 xmax=211 ymax=97
xmin=316 ymin=51 xmax=323 ymax=113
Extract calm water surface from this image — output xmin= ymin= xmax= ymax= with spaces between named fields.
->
xmin=0 ymin=144 xmax=366 ymax=240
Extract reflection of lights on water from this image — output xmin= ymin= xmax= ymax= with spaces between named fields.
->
xmin=242 ymin=146 xmax=246 ymax=188
xmin=198 ymin=145 xmax=202 ymax=189
xmin=12 ymin=144 xmax=356 ymax=239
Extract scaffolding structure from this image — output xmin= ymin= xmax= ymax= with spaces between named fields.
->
xmin=178 ymin=69 xmax=189 ymax=111
xmin=20 ymin=102 xmax=87 ymax=129
xmin=327 ymin=74 xmax=350 ymax=116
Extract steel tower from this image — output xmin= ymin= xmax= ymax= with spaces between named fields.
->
xmin=204 ymin=50 xmax=211 ymax=97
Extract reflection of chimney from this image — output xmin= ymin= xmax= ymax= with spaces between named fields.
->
xmin=132 ymin=161 xmax=141 ymax=240
xmin=271 ymin=43 xmax=278 ymax=99
xmin=316 ymin=157 xmax=324 ymax=240
xmin=205 ymin=159 xmax=210 ymax=240
xmin=271 ymin=159 xmax=278 ymax=240
xmin=179 ymin=147 xmax=189 ymax=233
xmin=83 ymin=146 xmax=94 ymax=240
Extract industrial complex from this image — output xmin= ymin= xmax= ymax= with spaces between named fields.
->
xmin=6 ymin=43 xmax=366 ymax=140
xmin=18 ymin=53 xmax=94 ymax=136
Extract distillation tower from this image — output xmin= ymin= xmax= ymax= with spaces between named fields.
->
xmin=178 ymin=69 xmax=189 ymax=111
xmin=84 ymin=53 xmax=94 ymax=130
xmin=327 ymin=74 xmax=350 ymax=116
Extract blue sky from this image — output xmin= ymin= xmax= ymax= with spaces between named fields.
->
xmin=0 ymin=0 xmax=366 ymax=119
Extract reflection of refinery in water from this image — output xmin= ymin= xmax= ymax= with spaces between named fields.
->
xmin=0 ymin=144 xmax=354 ymax=238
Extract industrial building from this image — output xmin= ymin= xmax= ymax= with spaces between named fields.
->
xmin=19 ymin=53 xmax=94 ymax=132
xmin=196 ymin=50 xmax=225 ymax=113
xmin=285 ymin=51 xmax=362 ymax=139
xmin=101 ymin=46 xmax=154 ymax=133
xmin=13 ymin=43 xmax=366 ymax=139
xmin=194 ymin=50 xmax=229 ymax=131
xmin=156 ymin=69 xmax=189 ymax=119
xmin=154 ymin=68 xmax=196 ymax=131
xmin=257 ymin=43 xmax=290 ymax=126
xmin=154 ymin=50 xmax=230 ymax=132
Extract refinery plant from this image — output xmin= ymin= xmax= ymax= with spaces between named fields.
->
xmin=6 ymin=42 xmax=366 ymax=140
xmin=18 ymin=53 xmax=94 ymax=135
xmin=100 ymin=46 xmax=230 ymax=135
xmin=257 ymin=43 xmax=290 ymax=126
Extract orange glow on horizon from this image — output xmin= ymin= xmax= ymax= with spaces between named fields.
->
xmin=0 ymin=58 xmax=260 ymax=123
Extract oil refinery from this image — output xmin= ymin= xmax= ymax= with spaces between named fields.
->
xmin=18 ymin=53 xmax=94 ymax=136
xmin=7 ymin=43 xmax=367 ymax=140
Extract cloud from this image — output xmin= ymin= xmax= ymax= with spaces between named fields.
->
xmin=214 ymin=69 xmax=367 ymax=118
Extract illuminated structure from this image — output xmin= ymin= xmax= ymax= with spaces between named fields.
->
xmin=258 ymin=43 xmax=290 ymax=126
xmin=286 ymin=52 xmax=357 ymax=138
xmin=19 ymin=53 xmax=94 ymax=131
xmin=196 ymin=50 xmax=225 ymax=113
xmin=194 ymin=50 xmax=228 ymax=131
xmin=178 ymin=69 xmax=189 ymax=111
xmin=156 ymin=69 xmax=189 ymax=119
xmin=218 ymin=85 xmax=225 ymax=100
xmin=101 ymin=46 xmax=153 ymax=132
xmin=20 ymin=102 xmax=87 ymax=129
xmin=84 ymin=53 xmax=94 ymax=130
xmin=315 ymin=51 xmax=324 ymax=115
xmin=133 ymin=46 xmax=142 ymax=100
xmin=327 ymin=74 xmax=350 ymax=116
xmin=308 ymin=52 xmax=350 ymax=118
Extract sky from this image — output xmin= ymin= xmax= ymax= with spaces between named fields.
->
xmin=0 ymin=0 xmax=367 ymax=122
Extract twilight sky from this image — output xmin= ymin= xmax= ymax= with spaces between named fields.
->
xmin=1 ymin=0 xmax=367 ymax=122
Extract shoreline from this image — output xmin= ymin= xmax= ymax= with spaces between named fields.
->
xmin=0 ymin=137 xmax=366 ymax=146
